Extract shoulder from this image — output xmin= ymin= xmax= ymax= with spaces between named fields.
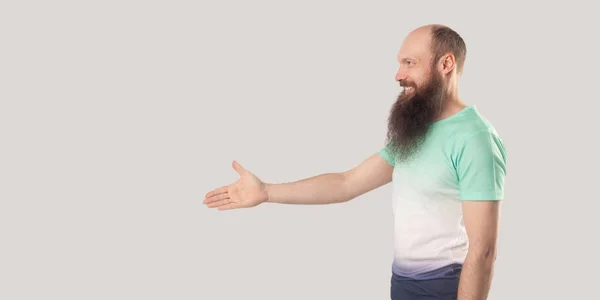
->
xmin=441 ymin=107 xmax=507 ymax=165
xmin=449 ymin=106 xmax=504 ymax=145
xmin=447 ymin=107 xmax=508 ymax=200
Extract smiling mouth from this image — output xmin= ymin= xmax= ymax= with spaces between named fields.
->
xmin=403 ymin=86 xmax=414 ymax=94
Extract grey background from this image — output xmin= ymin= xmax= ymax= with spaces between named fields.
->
xmin=1 ymin=1 xmax=599 ymax=299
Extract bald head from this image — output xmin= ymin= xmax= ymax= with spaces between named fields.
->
xmin=397 ymin=24 xmax=467 ymax=81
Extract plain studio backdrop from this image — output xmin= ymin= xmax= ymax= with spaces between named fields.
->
xmin=1 ymin=1 xmax=598 ymax=299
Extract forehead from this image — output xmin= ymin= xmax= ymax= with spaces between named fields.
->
xmin=397 ymin=30 xmax=433 ymax=62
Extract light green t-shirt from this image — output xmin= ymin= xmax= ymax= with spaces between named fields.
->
xmin=378 ymin=105 xmax=507 ymax=279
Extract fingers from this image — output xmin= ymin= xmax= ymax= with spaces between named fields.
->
xmin=203 ymin=193 xmax=230 ymax=205
xmin=204 ymin=184 xmax=229 ymax=200
xmin=204 ymin=186 xmax=230 ymax=204
xmin=205 ymin=198 xmax=241 ymax=210
xmin=232 ymin=160 xmax=246 ymax=175
xmin=217 ymin=202 xmax=239 ymax=211
xmin=203 ymin=194 xmax=240 ymax=211
xmin=206 ymin=198 xmax=231 ymax=208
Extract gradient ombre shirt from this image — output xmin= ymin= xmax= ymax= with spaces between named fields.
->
xmin=378 ymin=105 xmax=507 ymax=279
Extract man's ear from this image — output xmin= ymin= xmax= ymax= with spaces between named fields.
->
xmin=439 ymin=53 xmax=456 ymax=75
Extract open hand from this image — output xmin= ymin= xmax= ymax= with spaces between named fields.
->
xmin=203 ymin=160 xmax=268 ymax=210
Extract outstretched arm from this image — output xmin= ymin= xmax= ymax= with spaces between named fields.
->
xmin=266 ymin=153 xmax=394 ymax=205
xmin=203 ymin=152 xmax=394 ymax=210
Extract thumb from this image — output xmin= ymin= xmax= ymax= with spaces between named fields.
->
xmin=232 ymin=160 xmax=246 ymax=175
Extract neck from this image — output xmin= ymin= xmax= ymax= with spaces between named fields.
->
xmin=437 ymin=79 xmax=466 ymax=121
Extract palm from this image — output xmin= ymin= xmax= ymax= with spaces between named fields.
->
xmin=203 ymin=161 xmax=268 ymax=210
xmin=228 ymin=171 xmax=264 ymax=205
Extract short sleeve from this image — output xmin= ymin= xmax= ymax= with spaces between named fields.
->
xmin=378 ymin=143 xmax=396 ymax=167
xmin=454 ymin=130 xmax=507 ymax=200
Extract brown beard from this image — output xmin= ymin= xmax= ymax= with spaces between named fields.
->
xmin=385 ymin=71 xmax=446 ymax=163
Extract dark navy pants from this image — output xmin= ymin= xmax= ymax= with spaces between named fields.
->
xmin=390 ymin=265 xmax=462 ymax=300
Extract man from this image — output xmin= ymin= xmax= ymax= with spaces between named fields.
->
xmin=203 ymin=24 xmax=507 ymax=300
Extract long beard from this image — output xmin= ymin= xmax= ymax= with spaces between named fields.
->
xmin=386 ymin=72 xmax=445 ymax=162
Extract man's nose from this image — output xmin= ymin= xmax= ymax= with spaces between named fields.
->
xmin=395 ymin=68 xmax=407 ymax=82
